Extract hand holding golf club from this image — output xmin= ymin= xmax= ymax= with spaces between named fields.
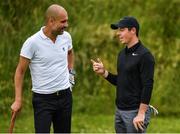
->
xmin=9 ymin=100 xmax=22 ymax=133
xmin=11 ymin=100 xmax=22 ymax=113
xmin=9 ymin=111 xmax=17 ymax=133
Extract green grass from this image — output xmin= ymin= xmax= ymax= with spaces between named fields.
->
xmin=1 ymin=111 xmax=180 ymax=133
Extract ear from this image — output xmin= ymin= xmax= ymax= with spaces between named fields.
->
xmin=131 ymin=27 xmax=136 ymax=35
xmin=48 ymin=16 xmax=55 ymax=24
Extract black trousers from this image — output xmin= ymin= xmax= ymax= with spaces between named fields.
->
xmin=32 ymin=88 xmax=72 ymax=133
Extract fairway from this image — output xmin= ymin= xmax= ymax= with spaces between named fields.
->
xmin=1 ymin=113 xmax=180 ymax=133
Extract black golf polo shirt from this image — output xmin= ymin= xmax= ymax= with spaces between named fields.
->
xmin=106 ymin=41 xmax=155 ymax=110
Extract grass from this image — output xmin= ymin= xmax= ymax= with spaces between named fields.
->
xmin=1 ymin=110 xmax=180 ymax=133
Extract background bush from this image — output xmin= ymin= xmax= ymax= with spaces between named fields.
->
xmin=0 ymin=0 xmax=180 ymax=118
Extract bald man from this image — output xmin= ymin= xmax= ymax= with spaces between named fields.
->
xmin=11 ymin=4 xmax=74 ymax=133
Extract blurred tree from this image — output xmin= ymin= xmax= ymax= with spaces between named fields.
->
xmin=0 ymin=0 xmax=179 ymax=116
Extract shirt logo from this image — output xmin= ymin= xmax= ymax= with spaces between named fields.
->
xmin=132 ymin=53 xmax=138 ymax=56
xmin=62 ymin=47 xmax=65 ymax=51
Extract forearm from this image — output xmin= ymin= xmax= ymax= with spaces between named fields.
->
xmin=68 ymin=49 xmax=74 ymax=69
xmin=11 ymin=56 xmax=29 ymax=112
xmin=138 ymin=103 xmax=148 ymax=115
xmin=14 ymin=68 xmax=25 ymax=102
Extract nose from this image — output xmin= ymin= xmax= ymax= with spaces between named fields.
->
xmin=64 ymin=22 xmax=68 ymax=28
xmin=116 ymin=30 xmax=121 ymax=36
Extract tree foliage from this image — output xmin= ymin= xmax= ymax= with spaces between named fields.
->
xmin=0 ymin=0 xmax=180 ymax=116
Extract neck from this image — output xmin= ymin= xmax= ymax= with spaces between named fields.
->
xmin=43 ymin=26 xmax=57 ymax=43
xmin=126 ymin=36 xmax=139 ymax=48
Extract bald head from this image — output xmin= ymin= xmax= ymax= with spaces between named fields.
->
xmin=45 ymin=4 xmax=67 ymax=24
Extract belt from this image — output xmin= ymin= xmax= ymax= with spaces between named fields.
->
xmin=33 ymin=88 xmax=70 ymax=97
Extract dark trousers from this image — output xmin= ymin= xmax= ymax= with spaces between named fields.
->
xmin=32 ymin=88 xmax=72 ymax=133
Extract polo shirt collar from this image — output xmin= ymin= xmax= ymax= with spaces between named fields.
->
xmin=39 ymin=26 xmax=49 ymax=39
xmin=125 ymin=41 xmax=141 ymax=53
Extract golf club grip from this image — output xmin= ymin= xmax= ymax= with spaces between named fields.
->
xmin=9 ymin=111 xmax=17 ymax=133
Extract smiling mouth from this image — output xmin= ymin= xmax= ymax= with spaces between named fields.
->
xmin=58 ymin=28 xmax=64 ymax=33
xmin=61 ymin=27 xmax=66 ymax=32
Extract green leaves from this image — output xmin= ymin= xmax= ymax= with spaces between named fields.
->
xmin=0 ymin=0 xmax=179 ymax=116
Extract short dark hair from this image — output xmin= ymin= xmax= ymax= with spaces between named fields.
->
xmin=127 ymin=27 xmax=139 ymax=36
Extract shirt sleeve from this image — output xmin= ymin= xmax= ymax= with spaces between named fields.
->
xmin=105 ymin=72 xmax=117 ymax=86
xmin=20 ymin=38 xmax=35 ymax=59
xmin=140 ymin=52 xmax=155 ymax=104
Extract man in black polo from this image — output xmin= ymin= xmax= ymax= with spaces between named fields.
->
xmin=91 ymin=16 xmax=155 ymax=133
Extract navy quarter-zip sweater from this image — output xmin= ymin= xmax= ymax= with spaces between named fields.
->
xmin=106 ymin=41 xmax=155 ymax=110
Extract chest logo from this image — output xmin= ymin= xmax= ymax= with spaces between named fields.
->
xmin=132 ymin=53 xmax=138 ymax=56
xmin=62 ymin=47 xmax=65 ymax=51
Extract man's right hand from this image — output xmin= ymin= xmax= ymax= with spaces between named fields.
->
xmin=11 ymin=100 xmax=22 ymax=113
xmin=91 ymin=58 xmax=108 ymax=77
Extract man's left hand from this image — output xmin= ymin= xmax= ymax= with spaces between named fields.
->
xmin=133 ymin=113 xmax=145 ymax=131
